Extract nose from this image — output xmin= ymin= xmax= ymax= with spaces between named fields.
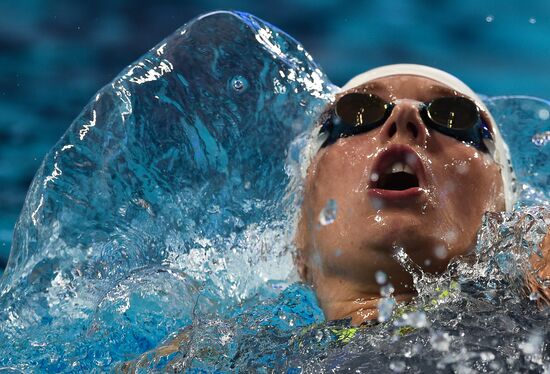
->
xmin=378 ymin=99 xmax=428 ymax=146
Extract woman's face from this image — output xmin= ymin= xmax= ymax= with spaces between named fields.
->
xmin=297 ymin=75 xmax=506 ymax=294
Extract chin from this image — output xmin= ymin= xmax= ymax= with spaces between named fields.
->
xmin=369 ymin=209 xmax=429 ymax=235
xmin=365 ymin=213 xmax=441 ymax=254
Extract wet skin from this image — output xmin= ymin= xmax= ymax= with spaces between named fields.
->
xmin=296 ymin=75 xmax=507 ymax=324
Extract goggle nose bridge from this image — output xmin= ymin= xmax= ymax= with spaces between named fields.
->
xmin=391 ymin=98 xmax=425 ymax=107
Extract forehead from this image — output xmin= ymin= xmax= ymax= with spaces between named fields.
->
xmin=337 ymin=75 xmax=465 ymax=102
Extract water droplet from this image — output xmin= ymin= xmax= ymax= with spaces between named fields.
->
xmin=485 ymin=15 xmax=494 ymax=23
xmin=434 ymin=245 xmax=447 ymax=259
xmin=519 ymin=332 xmax=543 ymax=355
xmin=480 ymin=351 xmax=495 ymax=362
xmin=372 ymin=197 xmax=384 ymax=210
xmin=403 ymin=343 xmax=422 ymax=358
xmin=375 ymin=270 xmax=387 ymax=285
xmin=389 ymin=360 xmax=406 ymax=372
xmin=430 ymin=331 xmax=451 ymax=351
xmin=370 ymin=172 xmax=379 ymax=182
xmin=404 ymin=311 xmax=428 ymax=328
xmin=456 ymin=163 xmax=469 ymax=175
xmin=444 ymin=230 xmax=458 ymax=243
xmin=377 ymin=297 xmax=396 ymax=322
xmin=230 ymin=75 xmax=248 ymax=92
xmin=319 ymin=199 xmax=337 ymax=225
xmin=532 ymin=131 xmax=550 ymax=146
xmin=380 ymin=283 xmax=395 ymax=297
xmin=315 ymin=330 xmax=323 ymax=342
xmin=529 ymin=17 xmax=537 ymax=24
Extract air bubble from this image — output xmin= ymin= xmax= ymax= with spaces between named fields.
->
xmin=538 ymin=108 xmax=549 ymax=120
xmin=230 ymin=75 xmax=248 ymax=92
xmin=485 ymin=15 xmax=494 ymax=23
xmin=319 ymin=199 xmax=337 ymax=225
xmin=528 ymin=17 xmax=537 ymax=24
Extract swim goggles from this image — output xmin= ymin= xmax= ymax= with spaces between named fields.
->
xmin=319 ymin=93 xmax=493 ymax=151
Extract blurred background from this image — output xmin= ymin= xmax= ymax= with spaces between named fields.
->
xmin=1 ymin=0 xmax=550 ymax=271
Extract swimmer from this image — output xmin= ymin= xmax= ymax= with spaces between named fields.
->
xmin=294 ymin=64 xmax=550 ymax=325
xmin=119 ymin=65 xmax=550 ymax=371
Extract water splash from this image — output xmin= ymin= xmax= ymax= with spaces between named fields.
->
xmin=1 ymin=10 xmax=549 ymax=374
xmin=0 ymin=11 xmax=335 ymax=371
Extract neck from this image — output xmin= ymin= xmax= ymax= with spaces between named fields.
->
xmin=312 ymin=276 xmax=417 ymax=325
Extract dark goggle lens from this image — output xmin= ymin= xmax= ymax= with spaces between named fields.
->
xmin=335 ymin=93 xmax=388 ymax=127
xmin=426 ymin=96 xmax=479 ymax=130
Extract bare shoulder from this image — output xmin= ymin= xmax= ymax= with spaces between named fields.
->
xmin=527 ymin=229 xmax=550 ymax=305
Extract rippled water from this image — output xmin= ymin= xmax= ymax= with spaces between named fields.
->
xmin=0 ymin=11 xmax=549 ymax=373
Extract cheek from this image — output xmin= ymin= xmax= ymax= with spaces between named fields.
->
xmin=439 ymin=154 xmax=504 ymax=211
xmin=310 ymin=147 xmax=371 ymax=200
xmin=302 ymin=153 xmax=372 ymax=255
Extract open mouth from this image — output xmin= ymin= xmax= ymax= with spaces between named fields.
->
xmin=375 ymin=162 xmax=419 ymax=190
xmin=368 ymin=145 xmax=426 ymax=198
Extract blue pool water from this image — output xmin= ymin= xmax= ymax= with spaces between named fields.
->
xmin=1 ymin=10 xmax=549 ymax=373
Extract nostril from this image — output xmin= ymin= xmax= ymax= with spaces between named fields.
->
xmin=407 ymin=122 xmax=418 ymax=138
xmin=388 ymin=123 xmax=397 ymax=137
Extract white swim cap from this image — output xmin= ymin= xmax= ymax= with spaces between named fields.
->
xmin=308 ymin=64 xmax=517 ymax=210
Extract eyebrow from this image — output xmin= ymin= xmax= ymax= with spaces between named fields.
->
xmin=342 ymin=81 xmax=461 ymax=100
xmin=344 ymin=80 xmax=387 ymax=93
xmin=428 ymin=84 xmax=461 ymax=96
